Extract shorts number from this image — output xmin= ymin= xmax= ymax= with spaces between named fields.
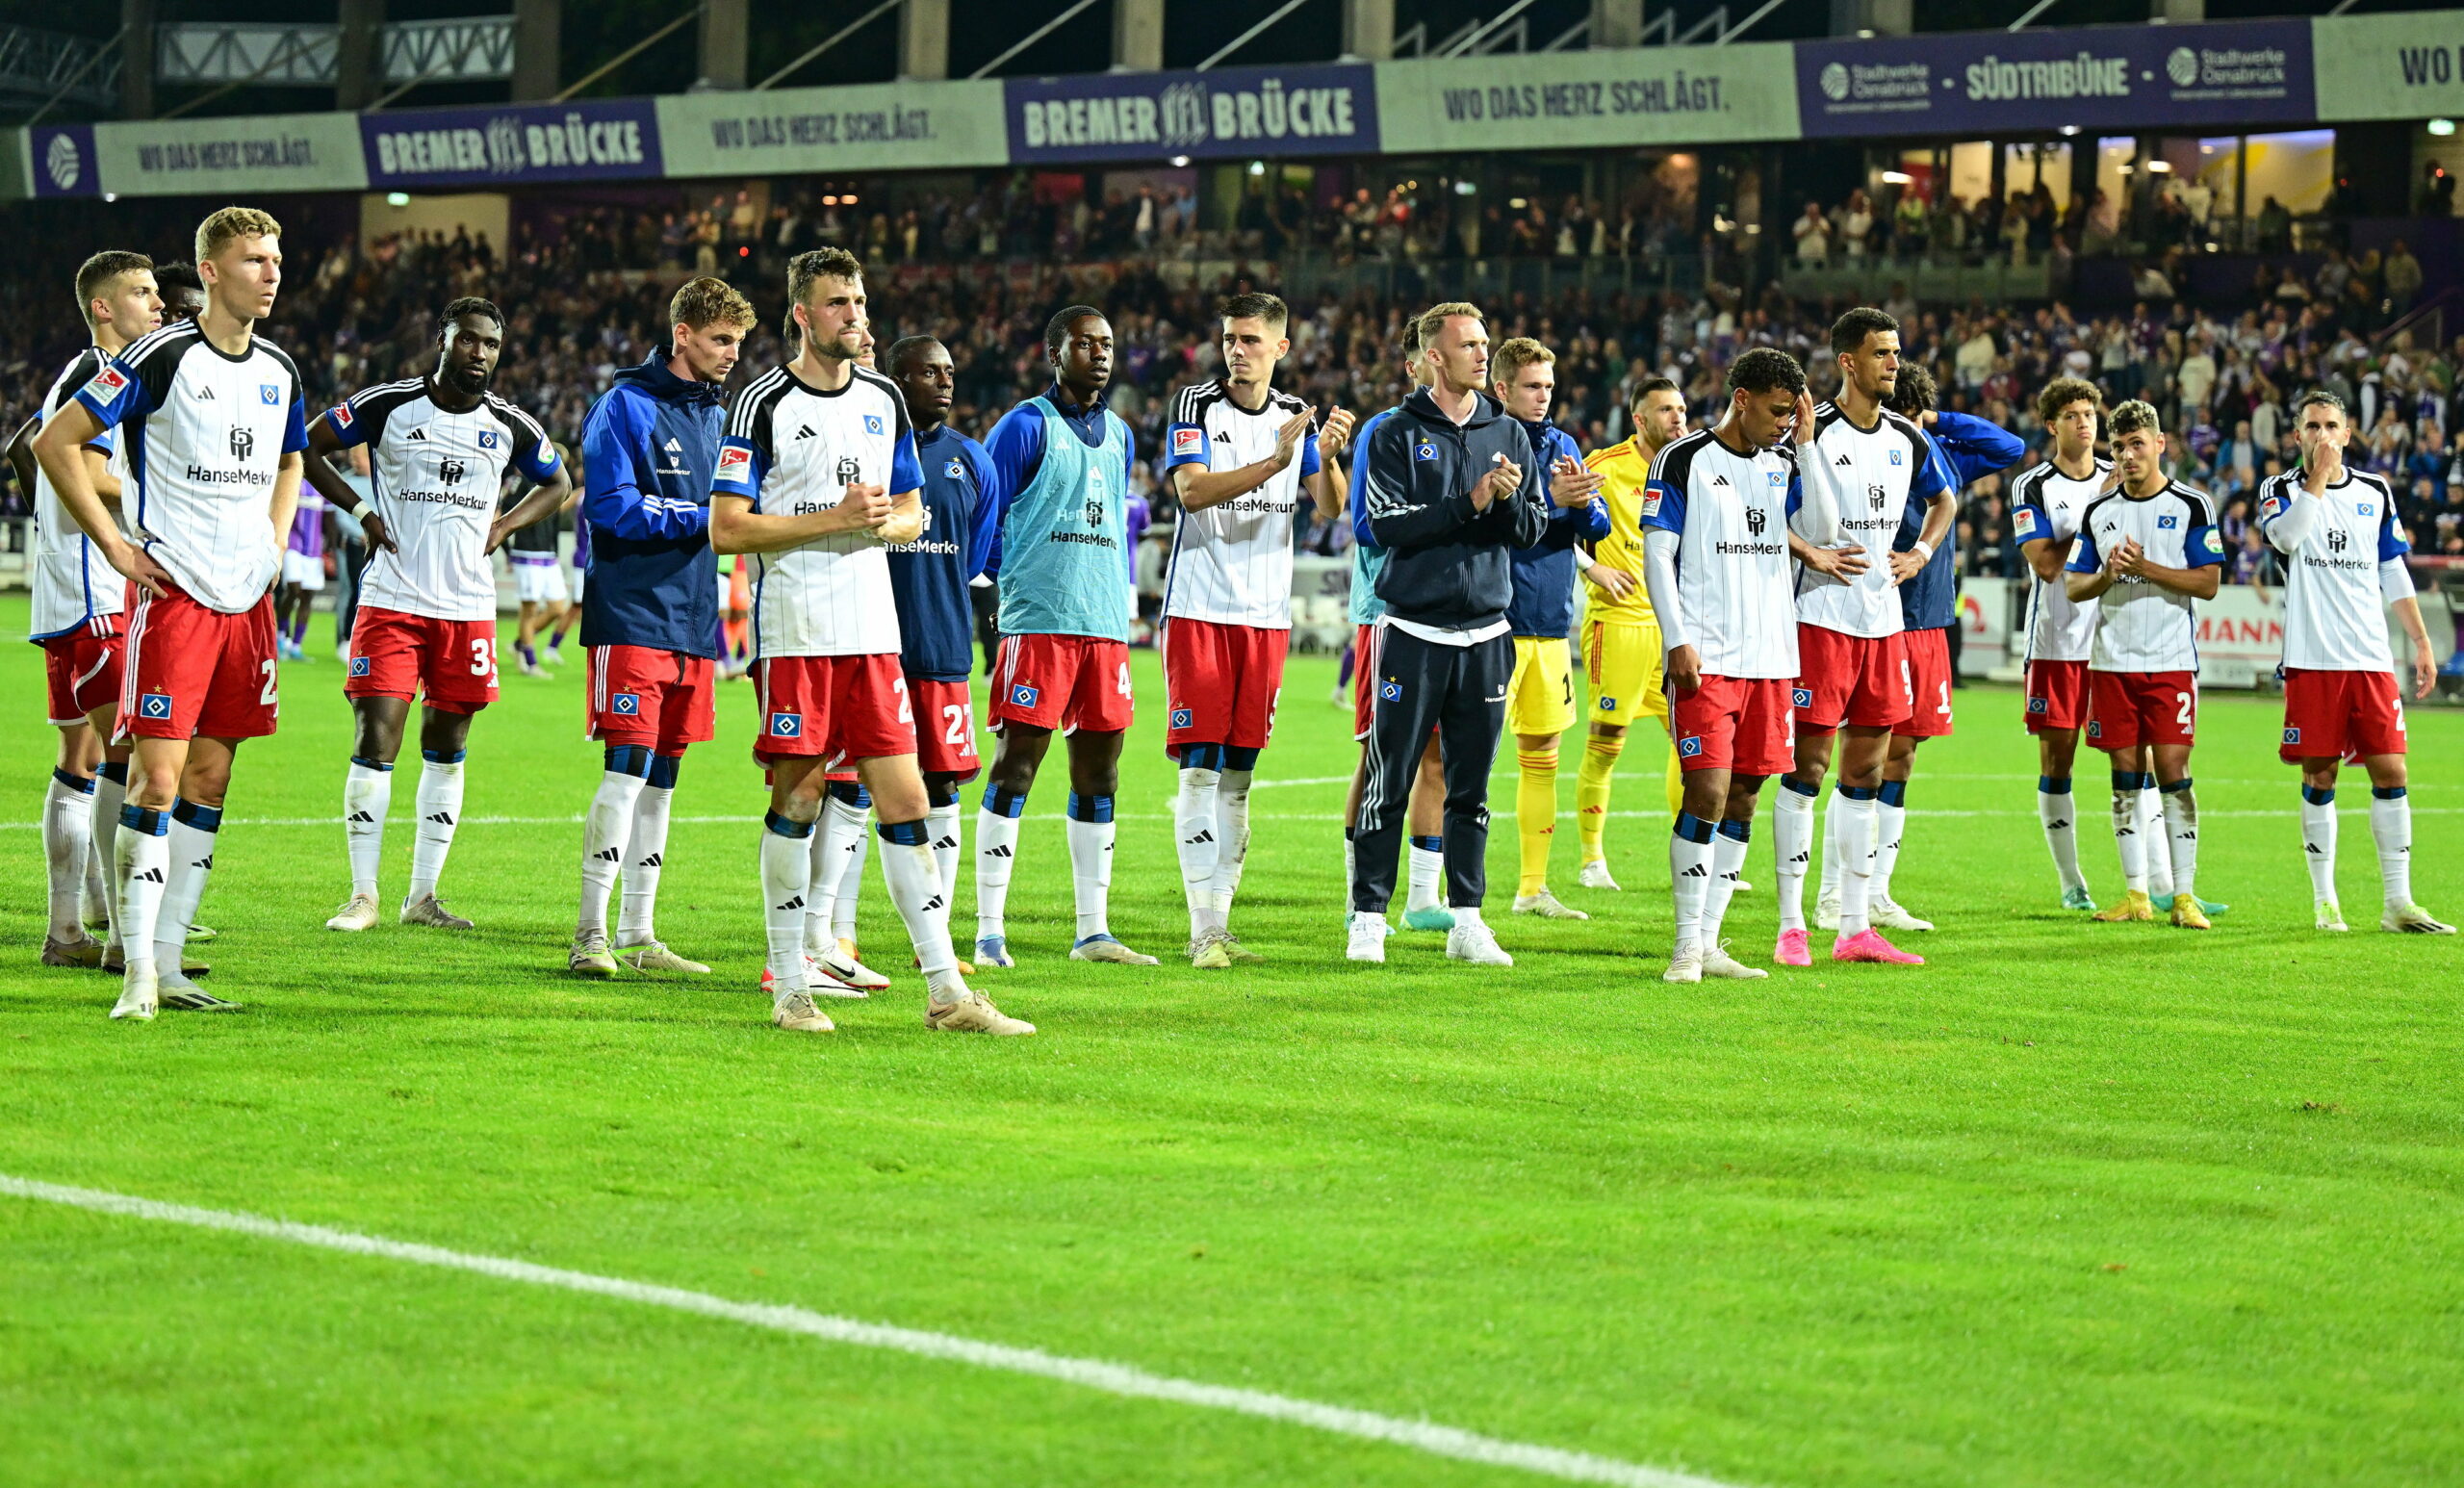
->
xmin=1560 ymin=671 xmax=1575 ymax=707
xmin=2175 ymin=692 xmax=2193 ymax=728
xmin=258 ymin=658 xmax=278 ymax=706
xmin=1936 ymin=680 xmax=1952 ymax=717
xmin=1116 ymin=661 xmax=1134 ymax=700
xmin=942 ymin=702 xmax=970 ymax=745
xmin=1901 ymin=658 xmax=1914 ymax=705
xmin=470 ymin=638 xmax=496 ymax=679
xmin=892 ymin=675 xmax=913 ymax=724
xmin=2396 ymin=701 xmax=2408 ymax=735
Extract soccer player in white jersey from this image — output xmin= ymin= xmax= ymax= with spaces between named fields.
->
xmin=34 ymin=206 xmax=308 ymax=1021
xmin=1642 ymin=349 xmax=1837 ymax=983
xmin=2064 ymin=399 xmax=2224 ymax=930
xmin=1776 ymin=307 xmax=1954 ymax=967
xmin=1160 ymin=292 xmax=1354 ymax=967
xmin=20 ymin=252 xmax=162 ymax=971
xmin=2260 ymin=391 xmax=2451 ymax=934
xmin=712 ymin=248 xmax=1031 ymax=1036
xmin=2011 ymin=377 xmax=2109 ymax=911
xmin=304 ymin=297 xmax=571 ymax=933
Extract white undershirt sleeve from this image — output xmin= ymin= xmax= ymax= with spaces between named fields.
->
xmin=1643 ymin=527 xmax=1690 ymax=654
xmin=2380 ymin=556 xmax=2415 ymax=605
xmin=2266 ymin=489 xmax=2321 ymax=553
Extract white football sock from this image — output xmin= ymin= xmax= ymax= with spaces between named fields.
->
xmin=2039 ymin=777 xmax=2086 ymax=895
xmin=2137 ymin=783 xmax=2172 ymax=898
xmin=1066 ymin=809 xmax=1115 ymax=941
xmin=1209 ymin=766 xmax=1253 ymax=915
xmin=615 ymin=783 xmax=674 ymax=947
xmin=2160 ymin=782 xmax=2198 ymax=902
xmin=90 ymin=766 xmax=125 ymax=953
xmin=2299 ymin=788 xmax=2339 ymax=901
xmin=1174 ymin=762 xmax=1222 ymax=937
xmin=809 ymin=793 xmax=868 ymax=952
xmin=116 ymin=808 xmax=169 ymax=972
xmin=1669 ymin=822 xmax=1714 ymax=948
xmin=2371 ymin=788 xmax=2414 ymax=908
xmin=345 ymin=759 xmax=393 ymax=899
xmin=1405 ymin=839 xmax=1444 ymax=912
xmin=834 ymin=821 xmax=870 ymax=941
xmin=760 ymin=815 xmax=814 ymax=997
xmin=1834 ymin=790 xmax=1877 ymax=936
xmin=1872 ymin=795 xmax=1907 ymax=904
xmin=2111 ymin=782 xmax=2147 ymax=892
xmin=578 ymin=769 xmax=645 ymax=936
xmin=974 ymin=803 xmax=1022 ymax=942
xmin=1816 ymin=787 xmax=1841 ymax=907
xmin=406 ymin=756 xmax=464 ymax=904
xmin=1342 ymin=829 xmax=1357 ymax=911
xmin=155 ymin=804 xmax=218 ymax=969
xmin=1705 ymin=826 xmax=1750 ymax=943
xmin=42 ymin=770 xmax=94 ymax=942
xmin=878 ymin=822 xmax=962 ymax=997
xmin=1773 ymin=782 xmax=1815 ymax=933
xmin=927 ymin=801 xmax=962 ymax=909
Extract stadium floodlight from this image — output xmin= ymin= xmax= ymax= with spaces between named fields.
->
xmin=387 ymin=192 xmax=409 ymax=206
xmin=2431 ymin=118 xmax=2456 ymax=137
xmin=1169 ymin=155 xmax=1190 ymax=167
xmin=1881 ymin=170 xmax=1913 ymax=185
xmin=2145 ymin=160 xmax=2173 ymax=173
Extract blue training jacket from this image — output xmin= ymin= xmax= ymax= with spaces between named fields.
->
xmin=1505 ymin=419 xmax=1611 ymax=639
xmin=578 ymin=355 xmax=728 ymax=657
xmin=1896 ymin=409 xmax=2024 ymax=631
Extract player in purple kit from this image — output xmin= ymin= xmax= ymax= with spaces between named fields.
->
xmin=275 ymin=485 xmax=331 ymax=661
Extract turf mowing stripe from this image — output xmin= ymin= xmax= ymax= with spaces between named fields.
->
xmin=0 ymin=1173 xmax=1748 ymax=1488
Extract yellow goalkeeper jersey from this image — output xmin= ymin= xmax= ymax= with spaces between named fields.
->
xmin=1581 ymin=436 xmax=1658 ymax=625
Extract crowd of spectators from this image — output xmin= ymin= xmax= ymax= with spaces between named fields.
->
xmin=4 ymin=195 xmax=2458 ymax=593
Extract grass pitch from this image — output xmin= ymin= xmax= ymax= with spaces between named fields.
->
xmin=2 ymin=593 xmax=2460 ymax=1488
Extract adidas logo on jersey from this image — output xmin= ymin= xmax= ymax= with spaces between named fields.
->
xmin=194 ymin=384 xmax=216 ymax=399
xmin=408 ymin=427 xmax=427 ymax=439
xmin=664 ymin=438 xmax=683 ymax=453
xmin=1215 ymin=430 xmax=1233 ymax=444
xmin=793 ymin=424 xmax=816 ymax=440
xmin=1834 ymin=453 xmax=1851 ymax=466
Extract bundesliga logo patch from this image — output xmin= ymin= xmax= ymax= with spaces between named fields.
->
xmin=1171 ymin=427 xmax=1203 ymax=458
xmin=330 ymin=401 xmax=355 ymax=430
xmin=138 ymin=691 xmax=171 ymax=719
xmin=349 ymin=657 xmax=371 ymax=677
xmin=1792 ymin=687 xmax=1813 ymax=709
xmin=1169 ymin=708 xmax=1193 ymax=729
xmin=1379 ymin=681 xmax=1402 ymax=702
xmin=1639 ymin=491 xmax=1661 ymax=519
xmin=864 ymin=415 xmax=885 ymax=435
xmin=1010 ymin=684 xmax=1040 ymax=708
xmin=1678 ymin=735 xmax=1704 ymax=757
xmin=715 ymin=446 xmax=752 ymax=483
xmin=82 ymin=364 xmax=129 ymax=402
xmin=769 ymin=711 xmax=802 ymax=737
xmin=610 ymin=693 xmax=641 ymax=716
xmin=2015 ymin=508 xmax=2038 ymax=537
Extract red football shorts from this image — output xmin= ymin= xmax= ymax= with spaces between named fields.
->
xmin=909 ymin=675 xmax=982 ymax=781
xmin=118 ymin=583 xmax=277 ymax=742
xmin=1164 ymin=616 xmax=1288 ymax=755
xmin=43 ymin=618 xmax=123 ymax=726
xmin=988 ymin=632 xmax=1133 ymax=734
xmin=346 ymin=607 xmax=499 ymax=713
xmin=752 ymin=652 xmax=917 ymax=765
xmin=2086 ymin=670 xmax=2196 ymax=752
xmin=1351 ymin=623 xmax=1381 ymax=741
xmin=1669 ymin=675 xmax=1795 ymax=776
xmin=1898 ymin=626 xmax=1954 ymax=738
xmin=586 ymin=644 xmax=715 ymax=750
xmin=2024 ymin=657 xmax=2090 ymax=734
xmin=2279 ymin=668 xmax=2406 ymax=762
xmin=1793 ymin=624 xmax=1912 ymax=732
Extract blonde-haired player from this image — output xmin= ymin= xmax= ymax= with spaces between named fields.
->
xmin=1574 ymin=376 xmax=1690 ymax=889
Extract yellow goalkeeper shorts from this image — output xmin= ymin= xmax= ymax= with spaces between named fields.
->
xmin=1582 ymin=616 xmax=1668 ymax=726
xmin=1506 ymin=635 xmax=1577 ymax=738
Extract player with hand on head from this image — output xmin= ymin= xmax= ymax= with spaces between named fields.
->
xmin=1341 ymin=317 xmax=1455 ymax=936
xmin=1574 ymin=375 xmax=1692 ymax=889
xmin=567 ymin=277 xmax=753 ymax=978
xmin=716 ymin=250 xmax=1028 ymax=1034
xmin=973 ymin=307 xmax=1153 ymax=969
xmin=1160 ymin=292 xmax=1353 ymax=967
xmin=34 ymin=207 xmax=308 ymax=1020
xmin=1774 ymin=307 xmax=1955 ymax=968
xmin=1492 ymin=337 xmax=1608 ymax=922
xmin=2260 ymin=391 xmax=2451 ymax=934
xmin=1348 ymin=300 xmax=1549 ymax=968
xmin=1812 ymin=364 xmax=2023 ymax=933
xmin=1650 ymin=350 xmax=1837 ymax=983
xmin=2065 ymin=399 xmax=2224 ymax=930
xmin=16 ymin=251 xmax=162 ymax=972
xmin=306 ymin=297 xmax=570 ymax=933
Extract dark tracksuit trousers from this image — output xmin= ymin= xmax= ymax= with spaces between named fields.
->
xmin=1350 ymin=624 xmax=1513 ymax=912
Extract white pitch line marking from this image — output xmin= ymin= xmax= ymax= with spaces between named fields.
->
xmin=0 ymin=1174 xmax=1747 ymax=1488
